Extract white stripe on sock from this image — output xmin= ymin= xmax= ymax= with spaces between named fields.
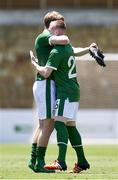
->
xmin=57 ymin=142 xmax=67 ymax=146
xmin=72 ymin=144 xmax=82 ymax=147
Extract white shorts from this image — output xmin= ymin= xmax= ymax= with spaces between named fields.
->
xmin=54 ymin=98 xmax=79 ymax=121
xmin=33 ymin=80 xmax=56 ymax=120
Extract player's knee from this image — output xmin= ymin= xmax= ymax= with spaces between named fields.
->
xmin=66 ymin=121 xmax=76 ymax=126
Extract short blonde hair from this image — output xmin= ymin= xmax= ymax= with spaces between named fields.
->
xmin=43 ymin=11 xmax=64 ymax=28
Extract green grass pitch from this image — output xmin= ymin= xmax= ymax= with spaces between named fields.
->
xmin=0 ymin=144 xmax=118 ymax=179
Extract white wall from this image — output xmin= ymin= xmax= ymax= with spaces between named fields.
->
xmin=0 ymin=109 xmax=118 ymax=144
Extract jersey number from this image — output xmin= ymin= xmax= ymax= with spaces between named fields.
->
xmin=68 ymin=56 xmax=77 ymax=79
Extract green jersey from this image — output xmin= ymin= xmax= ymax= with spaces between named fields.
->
xmin=46 ymin=44 xmax=80 ymax=102
xmin=35 ymin=29 xmax=53 ymax=80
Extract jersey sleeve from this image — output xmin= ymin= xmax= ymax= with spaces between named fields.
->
xmin=46 ymin=49 xmax=62 ymax=70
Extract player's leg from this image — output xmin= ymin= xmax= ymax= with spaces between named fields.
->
xmin=66 ymin=101 xmax=90 ymax=173
xmin=33 ymin=80 xmax=56 ymax=173
xmin=54 ymin=120 xmax=68 ymax=168
xmin=28 ymin=81 xmax=42 ymax=171
xmin=28 ymin=124 xmax=40 ymax=171
xmin=44 ymin=120 xmax=68 ymax=171
xmin=29 ymin=119 xmax=55 ymax=173
xmin=44 ymin=98 xmax=70 ymax=171
xmin=54 ymin=98 xmax=70 ymax=170
xmin=66 ymin=121 xmax=90 ymax=173
xmin=35 ymin=118 xmax=54 ymax=172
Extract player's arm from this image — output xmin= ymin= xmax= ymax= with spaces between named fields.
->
xmin=73 ymin=47 xmax=89 ymax=56
xmin=49 ymin=35 xmax=69 ymax=45
xmin=30 ymin=50 xmax=53 ymax=78
xmin=33 ymin=63 xmax=53 ymax=78
xmin=73 ymin=43 xmax=97 ymax=56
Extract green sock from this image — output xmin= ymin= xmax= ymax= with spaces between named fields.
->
xmin=66 ymin=126 xmax=87 ymax=165
xmin=36 ymin=146 xmax=47 ymax=166
xmin=30 ymin=143 xmax=37 ymax=164
xmin=55 ymin=121 xmax=68 ymax=162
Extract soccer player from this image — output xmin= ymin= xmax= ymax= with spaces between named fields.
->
xmin=30 ymin=20 xmax=93 ymax=173
xmin=28 ymin=11 xmax=70 ymax=173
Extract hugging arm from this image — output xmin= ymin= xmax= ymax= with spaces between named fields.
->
xmin=30 ymin=50 xmax=53 ymax=78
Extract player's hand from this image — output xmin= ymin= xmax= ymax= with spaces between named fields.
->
xmin=30 ymin=50 xmax=38 ymax=66
xmin=89 ymin=43 xmax=106 ymax=67
xmin=89 ymin=42 xmax=98 ymax=49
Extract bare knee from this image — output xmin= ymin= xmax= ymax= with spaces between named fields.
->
xmin=66 ymin=121 xmax=76 ymax=126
